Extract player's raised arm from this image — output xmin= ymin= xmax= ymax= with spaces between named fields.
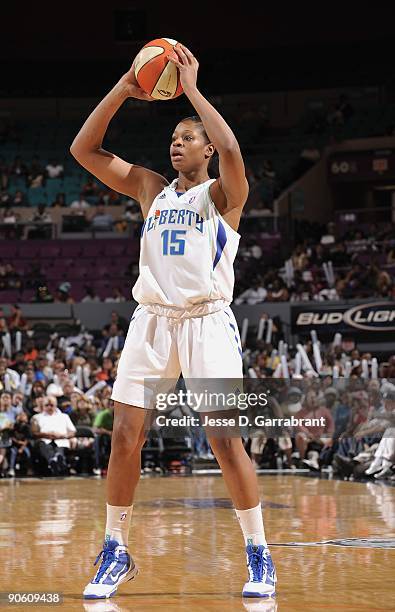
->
xmin=70 ymin=63 xmax=168 ymax=217
xmin=168 ymin=45 xmax=249 ymax=216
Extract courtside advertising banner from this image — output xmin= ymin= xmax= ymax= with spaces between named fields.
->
xmin=291 ymin=301 xmax=395 ymax=339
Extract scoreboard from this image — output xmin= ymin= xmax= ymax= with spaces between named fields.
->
xmin=328 ymin=149 xmax=395 ymax=182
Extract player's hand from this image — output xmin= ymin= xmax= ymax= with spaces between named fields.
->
xmin=167 ymin=44 xmax=199 ymax=93
xmin=118 ymin=61 xmax=154 ymax=101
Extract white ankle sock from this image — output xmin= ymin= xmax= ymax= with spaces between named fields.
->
xmin=105 ymin=504 xmax=133 ymax=546
xmin=235 ymin=502 xmax=267 ymax=547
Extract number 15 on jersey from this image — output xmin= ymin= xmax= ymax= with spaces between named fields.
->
xmin=161 ymin=230 xmax=187 ymax=255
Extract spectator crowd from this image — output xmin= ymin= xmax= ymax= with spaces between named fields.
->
xmin=0 ymin=305 xmax=394 ymax=483
xmin=0 ymin=308 xmax=130 ymax=478
xmin=234 ymin=219 xmax=395 ymax=304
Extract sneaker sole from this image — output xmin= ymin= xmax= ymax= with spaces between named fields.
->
xmin=242 ymin=590 xmax=276 ymax=598
xmin=83 ymin=565 xmax=138 ymax=599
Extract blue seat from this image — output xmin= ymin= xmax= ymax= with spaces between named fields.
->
xmin=28 ymin=187 xmax=47 ymax=205
xmin=46 ymin=178 xmax=64 ymax=201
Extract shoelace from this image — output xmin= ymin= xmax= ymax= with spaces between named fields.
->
xmin=93 ymin=546 xmax=116 ymax=582
xmin=249 ymin=549 xmax=265 ymax=582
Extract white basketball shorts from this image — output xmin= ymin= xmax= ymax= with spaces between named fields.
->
xmin=111 ymin=302 xmax=243 ymax=410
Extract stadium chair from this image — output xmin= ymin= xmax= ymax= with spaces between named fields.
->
xmin=20 ymin=289 xmax=35 ymax=302
xmin=65 ymin=280 xmax=85 ymax=299
xmin=63 ymin=176 xmax=81 ymax=190
xmin=141 ymin=432 xmax=162 ymax=473
xmin=121 ymin=280 xmax=132 ymax=293
xmin=67 ymin=427 xmax=95 ymax=475
xmin=64 ymin=217 xmax=93 ymax=233
xmin=60 ymin=258 xmax=77 ymax=269
xmin=11 ymin=176 xmax=27 ymax=191
xmin=0 ymin=291 xmax=21 ymax=304
xmin=67 ymin=267 xmax=88 ymax=280
xmin=40 ymin=244 xmax=62 ymax=258
xmin=46 ymin=178 xmax=63 ymax=196
xmin=159 ymin=427 xmax=193 ymax=475
xmin=96 ymin=266 xmax=110 ymax=278
xmin=32 ymin=322 xmax=52 ymax=333
xmin=81 ymin=243 xmax=104 ymax=258
xmin=65 ymin=190 xmax=81 ymax=203
xmin=92 ymin=281 xmax=111 ymax=299
xmin=61 ymin=243 xmax=82 ymax=258
xmin=104 ymin=242 xmax=127 ymax=257
xmin=125 ymin=242 xmax=140 ymax=258
xmin=110 ymin=257 xmax=130 ymax=270
xmin=17 ymin=243 xmax=40 ymax=259
xmin=14 ymin=265 xmax=25 ymax=276
xmin=7 ymin=183 xmax=19 ymax=196
xmin=78 ymin=257 xmax=96 ymax=268
xmin=0 ymin=243 xmax=18 ymax=259
xmin=39 ymin=259 xmax=54 ymax=271
xmin=46 ymin=267 xmax=67 ymax=281
xmin=53 ymin=323 xmax=77 ymax=335
xmin=94 ymin=432 xmax=112 ymax=471
xmin=28 ymin=187 xmax=47 ymax=206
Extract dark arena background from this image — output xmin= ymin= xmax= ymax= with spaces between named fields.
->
xmin=0 ymin=3 xmax=394 ymax=611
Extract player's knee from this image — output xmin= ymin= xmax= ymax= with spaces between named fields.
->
xmin=209 ymin=436 xmax=243 ymax=459
xmin=112 ymin=421 xmax=143 ymax=455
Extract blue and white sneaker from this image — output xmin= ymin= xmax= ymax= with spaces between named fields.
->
xmin=83 ymin=539 xmax=138 ymax=599
xmin=242 ymin=544 xmax=277 ymax=598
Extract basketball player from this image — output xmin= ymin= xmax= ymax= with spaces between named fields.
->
xmin=71 ymin=44 xmax=277 ymax=600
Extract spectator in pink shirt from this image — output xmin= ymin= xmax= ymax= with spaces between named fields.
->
xmin=295 ymin=389 xmax=334 ymax=467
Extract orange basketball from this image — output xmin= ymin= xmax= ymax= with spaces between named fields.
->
xmin=134 ymin=38 xmax=183 ymax=101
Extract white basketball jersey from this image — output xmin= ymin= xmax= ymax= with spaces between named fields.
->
xmin=132 ymin=178 xmax=240 ymax=308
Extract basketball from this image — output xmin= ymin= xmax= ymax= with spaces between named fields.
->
xmin=134 ymin=38 xmax=183 ymax=101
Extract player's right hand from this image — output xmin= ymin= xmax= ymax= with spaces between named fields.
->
xmin=119 ymin=61 xmax=154 ymax=101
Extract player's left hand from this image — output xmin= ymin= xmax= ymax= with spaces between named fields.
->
xmin=167 ymin=44 xmax=199 ymax=92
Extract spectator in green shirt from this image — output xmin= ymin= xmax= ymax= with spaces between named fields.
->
xmin=93 ymin=404 xmax=113 ymax=474
xmin=93 ymin=406 xmax=113 ymax=434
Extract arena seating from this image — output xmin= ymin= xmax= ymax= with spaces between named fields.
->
xmin=0 ymin=239 xmax=140 ymax=301
xmin=2 ymin=95 xmax=395 ymax=207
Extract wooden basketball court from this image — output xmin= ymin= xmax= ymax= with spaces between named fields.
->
xmin=1 ymin=474 xmax=394 ymax=611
